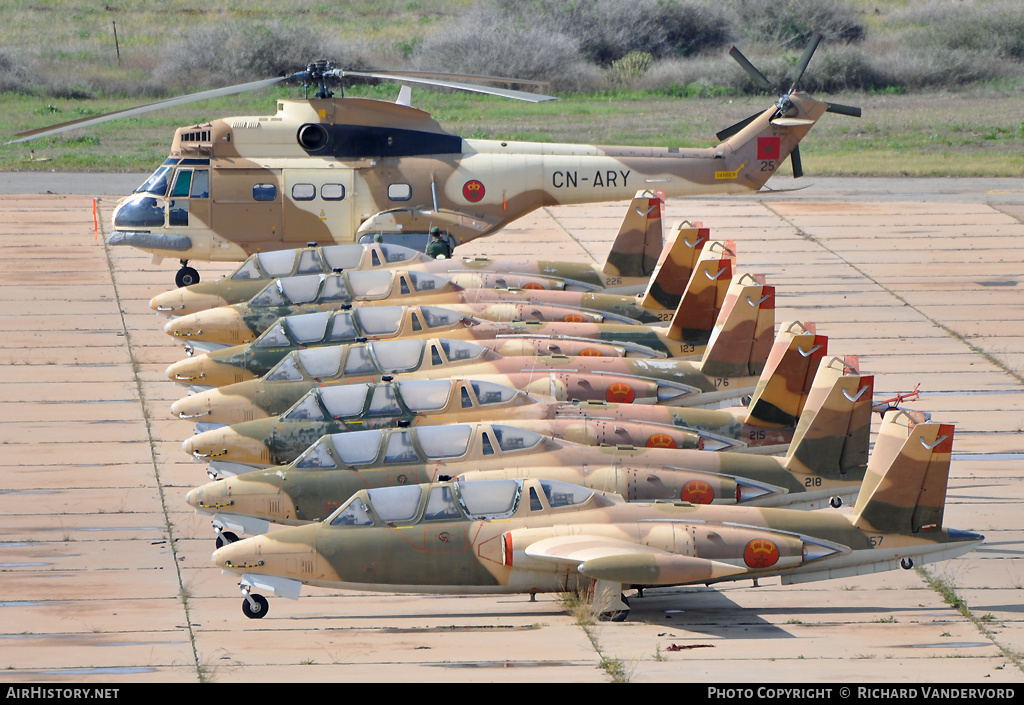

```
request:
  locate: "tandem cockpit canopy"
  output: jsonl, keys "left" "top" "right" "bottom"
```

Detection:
{"left": 326, "top": 477, "right": 608, "bottom": 528}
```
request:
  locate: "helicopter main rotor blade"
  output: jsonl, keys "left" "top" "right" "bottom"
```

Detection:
{"left": 790, "top": 144, "right": 803, "bottom": 179}
{"left": 790, "top": 33, "right": 823, "bottom": 88}
{"left": 727, "top": 46, "right": 775, "bottom": 94}
{"left": 826, "top": 102, "right": 862, "bottom": 118}
{"left": 335, "top": 70, "right": 557, "bottom": 102}
{"left": 8, "top": 76, "right": 287, "bottom": 144}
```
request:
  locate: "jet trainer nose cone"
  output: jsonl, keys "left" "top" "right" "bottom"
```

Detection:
{"left": 171, "top": 381, "right": 269, "bottom": 425}
{"left": 164, "top": 307, "right": 253, "bottom": 344}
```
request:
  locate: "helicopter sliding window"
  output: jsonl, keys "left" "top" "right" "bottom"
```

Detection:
{"left": 190, "top": 169, "right": 209, "bottom": 198}
{"left": 322, "top": 183, "right": 345, "bottom": 201}
{"left": 253, "top": 184, "right": 277, "bottom": 202}
{"left": 387, "top": 184, "right": 411, "bottom": 201}
{"left": 292, "top": 184, "right": 316, "bottom": 201}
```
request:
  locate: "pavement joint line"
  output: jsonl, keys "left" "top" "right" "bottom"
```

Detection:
{"left": 99, "top": 228, "right": 203, "bottom": 679}
{"left": 763, "top": 201, "right": 1024, "bottom": 675}
{"left": 762, "top": 202, "right": 1024, "bottom": 388}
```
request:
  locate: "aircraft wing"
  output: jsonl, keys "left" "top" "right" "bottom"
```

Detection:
{"left": 524, "top": 535, "right": 746, "bottom": 586}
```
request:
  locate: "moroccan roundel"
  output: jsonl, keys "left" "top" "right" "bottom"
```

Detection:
{"left": 463, "top": 179, "right": 485, "bottom": 202}
{"left": 680, "top": 480, "right": 714, "bottom": 504}
{"left": 578, "top": 348, "right": 604, "bottom": 357}
{"left": 606, "top": 382, "right": 635, "bottom": 403}
{"left": 646, "top": 433, "right": 677, "bottom": 449}
{"left": 744, "top": 538, "right": 780, "bottom": 568}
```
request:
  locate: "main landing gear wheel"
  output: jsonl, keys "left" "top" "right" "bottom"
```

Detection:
{"left": 900, "top": 557, "right": 914, "bottom": 570}
{"left": 175, "top": 260, "right": 200, "bottom": 288}
{"left": 215, "top": 530, "right": 240, "bottom": 549}
{"left": 599, "top": 593, "right": 630, "bottom": 622}
{"left": 242, "top": 592, "right": 269, "bottom": 619}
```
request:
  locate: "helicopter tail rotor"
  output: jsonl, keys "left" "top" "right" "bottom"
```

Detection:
{"left": 721, "top": 34, "right": 861, "bottom": 178}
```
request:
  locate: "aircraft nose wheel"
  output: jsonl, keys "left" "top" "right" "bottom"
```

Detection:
{"left": 215, "top": 530, "right": 240, "bottom": 549}
{"left": 175, "top": 261, "right": 200, "bottom": 288}
{"left": 241, "top": 588, "right": 269, "bottom": 619}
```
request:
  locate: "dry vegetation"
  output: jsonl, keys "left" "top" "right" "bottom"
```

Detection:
{"left": 1, "top": 0, "right": 1022, "bottom": 175}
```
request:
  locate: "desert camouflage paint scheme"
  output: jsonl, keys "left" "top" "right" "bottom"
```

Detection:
{"left": 162, "top": 232, "right": 728, "bottom": 346}
{"left": 149, "top": 193, "right": 685, "bottom": 315}
{"left": 208, "top": 412, "right": 979, "bottom": 620}
{"left": 164, "top": 259, "right": 769, "bottom": 387}
{"left": 105, "top": 87, "right": 828, "bottom": 272}
{"left": 180, "top": 323, "right": 828, "bottom": 466}
{"left": 185, "top": 357, "right": 874, "bottom": 551}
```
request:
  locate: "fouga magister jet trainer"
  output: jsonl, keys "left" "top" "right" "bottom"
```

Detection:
{"left": 208, "top": 411, "right": 978, "bottom": 621}
{"left": 9, "top": 36, "right": 858, "bottom": 287}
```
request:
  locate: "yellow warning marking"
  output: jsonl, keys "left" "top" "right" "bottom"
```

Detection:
{"left": 715, "top": 164, "right": 744, "bottom": 180}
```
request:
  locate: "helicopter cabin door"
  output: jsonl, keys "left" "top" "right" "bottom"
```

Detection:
{"left": 282, "top": 170, "right": 355, "bottom": 244}
{"left": 210, "top": 167, "right": 284, "bottom": 246}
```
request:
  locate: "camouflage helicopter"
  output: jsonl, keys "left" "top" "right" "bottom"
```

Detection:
{"left": 9, "top": 36, "right": 858, "bottom": 287}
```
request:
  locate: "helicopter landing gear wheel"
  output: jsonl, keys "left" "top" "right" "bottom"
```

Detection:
{"left": 242, "top": 590, "right": 269, "bottom": 619}
{"left": 175, "top": 260, "right": 200, "bottom": 288}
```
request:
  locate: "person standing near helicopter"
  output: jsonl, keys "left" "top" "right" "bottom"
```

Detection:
{"left": 425, "top": 226, "right": 453, "bottom": 259}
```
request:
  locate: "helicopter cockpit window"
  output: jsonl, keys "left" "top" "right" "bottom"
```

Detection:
{"left": 327, "top": 313, "right": 358, "bottom": 342}
{"left": 424, "top": 485, "right": 463, "bottom": 521}
{"left": 253, "top": 183, "right": 277, "bottom": 202}
{"left": 249, "top": 281, "right": 287, "bottom": 308}
{"left": 322, "top": 183, "right": 345, "bottom": 201}
{"left": 380, "top": 244, "right": 419, "bottom": 264}
{"left": 416, "top": 425, "right": 472, "bottom": 459}
{"left": 342, "top": 344, "right": 376, "bottom": 375}
{"left": 332, "top": 431, "right": 383, "bottom": 466}
{"left": 190, "top": 169, "right": 210, "bottom": 198}
{"left": 328, "top": 496, "right": 373, "bottom": 527}
{"left": 387, "top": 184, "right": 412, "bottom": 201}
{"left": 540, "top": 479, "right": 598, "bottom": 509}
{"left": 295, "top": 439, "right": 338, "bottom": 469}
{"left": 439, "top": 339, "right": 489, "bottom": 363}
{"left": 398, "top": 380, "right": 452, "bottom": 412}
{"left": 295, "top": 347, "right": 343, "bottom": 378}
{"left": 355, "top": 307, "right": 404, "bottom": 336}
{"left": 285, "top": 312, "right": 330, "bottom": 344}
{"left": 255, "top": 322, "right": 290, "bottom": 348}
{"left": 383, "top": 430, "right": 420, "bottom": 464}
{"left": 278, "top": 275, "right": 323, "bottom": 305}
{"left": 472, "top": 380, "right": 519, "bottom": 406}
{"left": 366, "top": 385, "right": 402, "bottom": 417}
{"left": 348, "top": 270, "right": 394, "bottom": 299}
{"left": 456, "top": 480, "right": 521, "bottom": 520}
{"left": 366, "top": 485, "right": 421, "bottom": 523}
{"left": 292, "top": 183, "right": 316, "bottom": 201}
{"left": 136, "top": 166, "right": 173, "bottom": 196}
{"left": 265, "top": 354, "right": 304, "bottom": 382}
{"left": 283, "top": 393, "right": 326, "bottom": 421}
{"left": 320, "top": 384, "right": 371, "bottom": 418}
{"left": 421, "top": 307, "right": 465, "bottom": 329}
{"left": 322, "top": 245, "right": 363, "bottom": 271}
{"left": 491, "top": 425, "right": 545, "bottom": 452}
{"left": 369, "top": 339, "right": 425, "bottom": 373}
{"left": 256, "top": 250, "right": 298, "bottom": 278}
{"left": 228, "top": 257, "right": 262, "bottom": 281}
{"left": 408, "top": 271, "right": 449, "bottom": 292}
{"left": 319, "top": 275, "right": 352, "bottom": 304}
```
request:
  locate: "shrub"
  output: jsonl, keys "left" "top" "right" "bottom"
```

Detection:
{"left": 735, "top": 0, "right": 865, "bottom": 48}
{"left": 893, "top": 0, "right": 1024, "bottom": 61}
